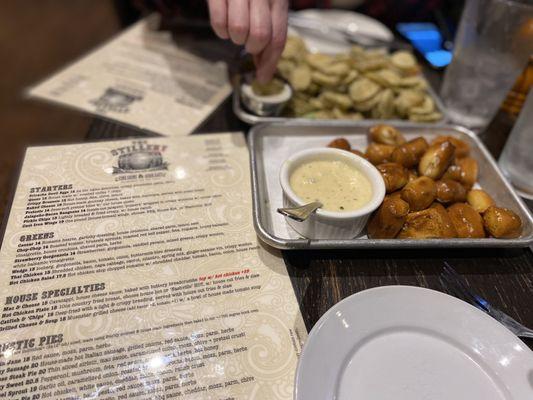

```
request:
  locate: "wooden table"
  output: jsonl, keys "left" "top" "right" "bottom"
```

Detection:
{"left": 86, "top": 93, "right": 533, "bottom": 350}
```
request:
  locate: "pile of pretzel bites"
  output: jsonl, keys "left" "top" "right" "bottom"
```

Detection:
{"left": 327, "top": 125, "right": 523, "bottom": 239}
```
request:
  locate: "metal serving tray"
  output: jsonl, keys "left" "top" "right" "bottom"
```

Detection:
{"left": 234, "top": 75, "right": 448, "bottom": 125}
{"left": 248, "top": 121, "right": 533, "bottom": 249}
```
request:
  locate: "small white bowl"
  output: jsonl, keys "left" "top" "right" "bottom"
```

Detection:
{"left": 279, "top": 148, "right": 385, "bottom": 239}
{"left": 241, "top": 82, "right": 292, "bottom": 116}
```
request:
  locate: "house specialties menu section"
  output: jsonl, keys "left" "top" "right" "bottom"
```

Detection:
{"left": 29, "top": 16, "right": 231, "bottom": 137}
{"left": 0, "top": 133, "right": 307, "bottom": 400}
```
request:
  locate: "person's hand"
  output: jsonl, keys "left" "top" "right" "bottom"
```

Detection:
{"left": 207, "top": 0, "right": 288, "bottom": 83}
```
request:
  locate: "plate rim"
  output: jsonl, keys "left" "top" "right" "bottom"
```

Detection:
{"left": 294, "top": 285, "right": 533, "bottom": 400}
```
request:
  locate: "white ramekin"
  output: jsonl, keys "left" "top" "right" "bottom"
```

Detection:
{"left": 279, "top": 148, "right": 386, "bottom": 239}
{"left": 241, "top": 82, "right": 292, "bottom": 116}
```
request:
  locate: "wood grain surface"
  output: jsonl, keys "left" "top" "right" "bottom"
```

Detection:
{"left": 86, "top": 100, "right": 533, "bottom": 350}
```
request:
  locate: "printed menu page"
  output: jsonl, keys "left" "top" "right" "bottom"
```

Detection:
{"left": 29, "top": 16, "right": 232, "bottom": 137}
{"left": 0, "top": 133, "right": 307, "bottom": 400}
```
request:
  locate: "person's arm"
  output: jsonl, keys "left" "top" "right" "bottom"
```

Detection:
{"left": 208, "top": 0, "right": 288, "bottom": 83}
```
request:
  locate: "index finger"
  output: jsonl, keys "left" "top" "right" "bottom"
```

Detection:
{"left": 255, "top": 0, "right": 288, "bottom": 83}
{"left": 246, "top": 0, "right": 272, "bottom": 55}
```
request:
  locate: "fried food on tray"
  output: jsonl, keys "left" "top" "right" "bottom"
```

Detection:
{"left": 455, "top": 157, "right": 478, "bottom": 188}
{"left": 466, "top": 189, "right": 495, "bottom": 214}
{"left": 447, "top": 203, "right": 485, "bottom": 238}
{"left": 390, "top": 136, "right": 429, "bottom": 168}
{"left": 390, "top": 50, "right": 419, "bottom": 74}
{"left": 441, "top": 164, "right": 462, "bottom": 182}
{"left": 289, "top": 65, "right": 312, "bottom": 91}
{"left": 418, "top": 140, "right": 455, "bottom": 179}
{"left": 431, "top": 135, "right": 470, "bottom": 158}
{"left": 350, "top": 149, "right": 365, "bottom": 158}
{"left": 368, "top": 124, "right": 406, "bottom": 146}
{"left": 401, "top": 176, "right": 437, "bottom": 211}
{"left": 388, "top": 190, "right": 403, "bottom": 200}
{"left": 483, "top": 206, "right": 522, "bottom": 238}
{"left": 443, "top": 157, "right": 478, "bottom": 188}
{"left": 407, "top": 169, "right": 418, "bottom": 182}
{"left": 367, "top": 195, "right": 410, "bottom": 239}
{"left": 322, "top": 91, "right": 353, "bottom": 110}
{"left": 322, "top": 129, "right": 523, "bottom": 240}
{"left": 435, "top": 179, "right": 467, "bottom": 203}
{"left": 377, "top": 163, "right": 409, "bottom": 193}
{"left": 397, "top": 203, "right": 457, "bottom": 239}
{"left": 365, "top": 143, "right": 395, "bottom": 165}
{"left": 327, "top": 138, "right": 351, "bottom": 151}
{"left": 276, "top": 36, "right": 443, "bottom": 122}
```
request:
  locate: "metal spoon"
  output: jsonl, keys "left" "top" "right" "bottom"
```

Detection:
{"left": 277, "top": 201, "right": 323, "bottom": 222}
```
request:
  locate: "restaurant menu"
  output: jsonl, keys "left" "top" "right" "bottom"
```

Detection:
{"left": 29, "top": 16, "right": 232, "bottom": 137}
{"left": 0, "top": 133, "right": 307, "bottom": 399}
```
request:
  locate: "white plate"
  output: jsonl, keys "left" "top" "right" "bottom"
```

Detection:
{"left": 290, "top": 9, "right": 394, "bottom": 54}
{"left": 295, "top": 286, "right": 533, "bottom": 400}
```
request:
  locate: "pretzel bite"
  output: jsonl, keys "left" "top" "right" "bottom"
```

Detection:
{"left": 390, "top": 137, "right": 429, "bottom": 168}
{"left": 447, "top": 203, "right": 485, "bottom": 238}
{"left": 483, "top": 206, "right": 522, "bottom": 238}
{"left": 442, "top": 165, "right": 462, "bottom": 181}
{"left": 455, "top": 157, "right": 478, "bottom": 188}
{"left": 430, "top": 203, "right": 458, "bottom": 237}
{"left": 365, "top": 143, "right": 395, "bottom": 165}
{"left": 407, "top": 169, "right": 418, "bottom": 182}
{"left": 418, "top": 141, "right": 456, "bottom": 179}
{"left": 367, "top": 195, "right": 410, "bottom": 239}
{"left": 432, "top": 135, "right": 470, "bottom": 158}
{"left": 388, "top": 190, "right": 403, "bottom": 200}
{"left": 350, "top": 149, "right": 365, "bottom": 158}
{"left": 377, "top": 163, "right": 409, "bottom": 193}
{"left": 368, "top": 124, "right": 406, "bottom": 146}
{"left": 397, "top": 203, "right": 457, "bottom": 239}
{"left": 327, "top": 138, "right": 351, "bottom": 151}
{"left": 466, "top": 189, "right": 495, "bottom": 214}
{"left": 435, "top": 179, "right": 467, "bottom": 203}
{"left": 401, "top": 176, "right": 437, "bottom": 211}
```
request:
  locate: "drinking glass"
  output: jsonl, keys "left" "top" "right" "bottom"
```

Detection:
{"left": 498, "top": 89, "right": 533, "bottom": 199}
{"left": 440, "top": 0, "right": 533, "bottom": 130}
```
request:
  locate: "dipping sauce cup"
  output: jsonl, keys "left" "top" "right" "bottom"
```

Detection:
{"left": 280, "top": 148, "right": 386, "bottom": 239}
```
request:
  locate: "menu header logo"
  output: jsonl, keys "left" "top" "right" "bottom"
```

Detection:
{"left": 110, "top": 140, "right": 168, "bottom": 174}
{"left": 90, "top": 86, "right": 143, "bottom": 113}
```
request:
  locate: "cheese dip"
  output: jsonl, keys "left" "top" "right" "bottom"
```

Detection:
{"left": 290, "top": 160, "right": 373, "bottom": 212}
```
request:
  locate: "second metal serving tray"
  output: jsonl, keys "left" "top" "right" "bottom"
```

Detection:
{"left": 234, "top": 75, "right": 448, "bottom": 126}
{"left": 248, "top": 121, "right": 533, "bottom": 249}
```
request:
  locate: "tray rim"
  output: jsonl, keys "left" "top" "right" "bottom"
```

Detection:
{"left": 234, "top": 74, "right": 449, "bottom": 126}
{"left": 248, "top": 121, "right": 533, "bottom": 250}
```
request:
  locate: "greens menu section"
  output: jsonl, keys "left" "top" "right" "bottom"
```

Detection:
{"left": 0, "top": 133, "right": 307, "bottom": 400}
{"left": 29, "top": 16, "right": 231, "bottom": 137}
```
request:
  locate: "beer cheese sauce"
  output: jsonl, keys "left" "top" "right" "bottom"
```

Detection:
{"left": 290, "top": 160, "right": 373, "bottom": 212}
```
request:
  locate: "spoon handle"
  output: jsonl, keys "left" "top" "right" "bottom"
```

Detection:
{"left": 277, "top": 201, "right": 323, "bottom": 222}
